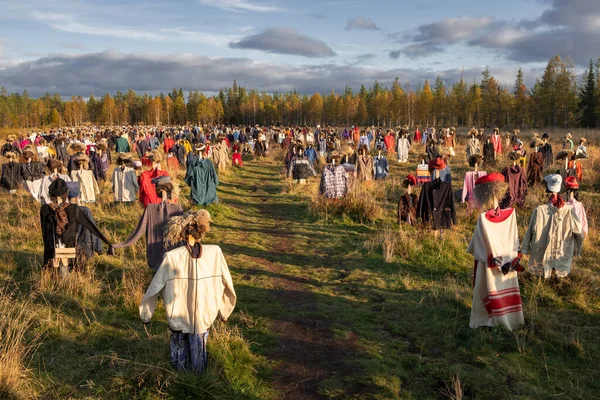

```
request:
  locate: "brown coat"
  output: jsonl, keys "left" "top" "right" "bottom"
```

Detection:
{"left": 356, "top": 155, "right": 374, "bottom": 182}
{"left": 398, "top": 193, "right": 418, "bottom": 225}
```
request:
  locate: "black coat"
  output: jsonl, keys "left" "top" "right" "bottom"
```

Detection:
{"left": 540, "top": 143, "right": 553, "bottom": 169}
{"left": 40, "top": 203, "right": 111, "bottom": 266}
{"left": 1, "top": 162, "right": 23, "bottom": 190}
{"left": 417, "top": 179, "right": 457, "bottom": 230}
{"left": 20, "top": 161, "right": 45, "bottom": 182}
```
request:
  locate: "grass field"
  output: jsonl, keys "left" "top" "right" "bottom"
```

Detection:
{"left": 1, "top": 129, "right": 600, "bottom": 399}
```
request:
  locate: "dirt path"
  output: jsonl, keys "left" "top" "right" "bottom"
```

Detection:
{"left": 217, "top": 161, "right": 360, "bottom": 399}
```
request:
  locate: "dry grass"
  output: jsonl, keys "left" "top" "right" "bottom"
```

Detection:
{"left": 0, "top": 290, "right": 42, "bottom": 400}
{"left": 310, "top": 182, "right": 383, "bottom": 224}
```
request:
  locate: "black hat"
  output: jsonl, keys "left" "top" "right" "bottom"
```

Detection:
{"left": 49, "top": 178, "right": 68, "bottom": 197}
{"left": 542, "top": 133, "right": 550, "bottom": 140}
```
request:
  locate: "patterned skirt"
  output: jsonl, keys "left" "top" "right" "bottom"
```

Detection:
{"left": 170, "top": 331, "right": 208, "bottom": 373}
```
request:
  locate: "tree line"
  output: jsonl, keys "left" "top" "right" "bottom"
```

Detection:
{"left": 1, "top": 55, "right": 598, "bottom": 130}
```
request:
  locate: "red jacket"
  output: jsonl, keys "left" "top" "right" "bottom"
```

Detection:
{"left": 139, "top": 168, "right": 169, "bottom": 207}
{"left": 232, "top": 153, "right": 243, "bottom": 167}
{"left": 384, "top": 135, "right": 395, "bottom": 153}
{"left": 163, "top": 138, "right": 175, "bottom": 154}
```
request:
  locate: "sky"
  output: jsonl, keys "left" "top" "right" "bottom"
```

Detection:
{"left": 0, "top": 0, "right": 599, "bottom": 97}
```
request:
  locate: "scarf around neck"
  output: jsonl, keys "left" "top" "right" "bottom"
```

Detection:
{"left": 549, "top": 194, "right": 565, "bottom": 209}
{"left": 49, "top": 202, "right": 70, "bottom": 235}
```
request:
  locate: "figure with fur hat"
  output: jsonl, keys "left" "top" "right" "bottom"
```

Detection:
{"left": 66, "top": 141, "right": 87, "bottom": 175}
{"left": 522, "top": 174, "right": 583, "bottom": 280}
{"left": 39, "top": 158, "right": 71, "bottom": 204}
{"left": 139, "top": 150, "right": 169, "bottom": 207}
{"left": 113, "top": 175, "right": 183, "bottom": 271}
{"left": 1, "top": 151, "right": 22, "bottom": 193}
{"left": 112, "top": 153, "right": 139, "bottom": 202}
{"left": 139, "top": 210, "right": 236, "bottom": 373}
{"left": 70, "top": 154, "right": 99, "bottom": 203}
{"left": 398, "top": 175, "right": 418, "bottom": 225}
{"left": 40, "top": 178, "right": 113, "bottom": 273}
{"left": 468, "top": 173, "right": 524, "bottom": 331}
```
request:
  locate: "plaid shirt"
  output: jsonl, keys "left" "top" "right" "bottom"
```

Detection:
{"left": 320, "top": 165, "right": 347, "bottom": 199}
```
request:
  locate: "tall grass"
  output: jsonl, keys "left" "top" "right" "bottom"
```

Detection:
{"left": 0, "top": 291, "right": 41, "bottom": 400}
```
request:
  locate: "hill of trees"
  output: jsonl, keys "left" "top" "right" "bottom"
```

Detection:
{"left": 1, "top": 55, "right": 600, "bottom": 129}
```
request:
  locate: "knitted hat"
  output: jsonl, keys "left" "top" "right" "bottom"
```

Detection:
{"left": 49, "top": 178, "right": 68, "bottom": 197}
{"left": 544, "top": 174, "right": 562, "bottom": 193}
{"left": 468, "top": 154, "right": 484, "bottom": 167}
{"left": 428, "top": 157, "right": 446, "bottom": 171}
{"left": 564, "top": 176, "right": 579, "bottom": 190}
{"left": 555, "top": 150, "right": 573, "bottom": 161}
{"left": 474, "top": 173, "right": 508, "bottom": 210}
{"left": 66, "top": 181, "right": 80, "bottom": 198}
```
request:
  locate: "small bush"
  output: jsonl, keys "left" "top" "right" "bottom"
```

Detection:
{"left": 310, "top": 183, "right": 382, "bottom": 224}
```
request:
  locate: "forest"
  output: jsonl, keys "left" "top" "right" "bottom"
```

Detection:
{"left": 1, "top": 55, "right": 599, "bottom": 129}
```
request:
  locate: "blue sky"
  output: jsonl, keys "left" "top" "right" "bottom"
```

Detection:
{"left": 0, "top": 0, "right": 597, "bottom": 96}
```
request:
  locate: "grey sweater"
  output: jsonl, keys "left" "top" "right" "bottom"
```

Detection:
{"left": 113, "top": 202, "right": 183, "bottom": 270}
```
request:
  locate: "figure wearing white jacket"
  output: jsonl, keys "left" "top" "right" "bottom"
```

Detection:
{"left": 112, "top": 165, "right": 139, "bottom": 202}
{"left": 139, "top": 211, "right": 236, "bottom": 373}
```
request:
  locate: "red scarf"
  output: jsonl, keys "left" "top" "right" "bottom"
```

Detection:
{"left": 549, "top": 194, "right": 564, "bottom": 209}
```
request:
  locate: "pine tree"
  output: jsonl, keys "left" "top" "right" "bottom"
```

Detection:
{"left": 579, "top": 59, "right": 598, "bottom": 128}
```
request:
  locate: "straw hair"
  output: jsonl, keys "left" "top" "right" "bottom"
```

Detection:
{"left": 556, "top": 150, "right": 573, "bottom": 161}
{"left": 468, "top": 154, "right": 483, "bottom": 167}
{"left": 73, "top": 154, "right": 89, "bottom": 168}
{"left": 148, "top": 149, "right": 163, "bottom": 164}
{"left": 7, "top": 135, "right": 17, "bottom": 142}
{"left": 4, "top": 151, "right": 18, "bottom": 161}
{"left": 165, "top": 210, "right": 211, "bottom": 246}
{"left": 508, "top": 151, "right": 520, "bottom": 161}
{"left": 530, "top": 138, "right": 544, "bottom": 149}
{"left": 474, "top": 181, "right": 509, "bottom": 210}
{"left": 46, "top": 158, "right": 64, "bottom": 173}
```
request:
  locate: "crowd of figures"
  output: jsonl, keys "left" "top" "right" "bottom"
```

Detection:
{"left": 280, "top": 124, "right": 589, "bottom": 332}
{"left": 0, "top": 122, "right": 591, "bottom": 371}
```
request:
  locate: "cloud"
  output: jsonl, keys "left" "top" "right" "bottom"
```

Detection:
{"left": 196, "top": 0, "right": 282, "bottom": 12}
{"left": 391, "top": 16, "right": 494, "bottom": 58}
{"left": 32, "top": 12, "right": 240, "bottom": 47}
{"left": 0, "top": 50, "right": 541, "bottom": 97}
{"left": 388, "top": 50, "right": 401, "bottom": 60}
{"left": 469, "top": 0, "right": 600, "bottom": 64}
{"left": 229, "top": 28, "right": 336, "bottom": 57}
{"left": 396, "top": 1, "right": 600, "bottom": 64}
{"left": 345, "top": 16, "right": 380, "bottom": 31}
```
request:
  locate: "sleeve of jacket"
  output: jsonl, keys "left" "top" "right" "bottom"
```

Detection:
{"left": 139, "top": 253, "right": 171, "bottom": 323}
{"left": 521, "top": 207, "right": 537, "bottom": 255}
{"left": 92, "top": 174, "right": 99, "bottom": 195}
{"left": 448, "top": 184, "right": 457, "bottom": 225}
{"left": 461, "top": 173, "right": 469, "bottom": 203}
{"left": 218, "top": 248, "right": 237, "bottom": 321}
{"left": 113, "top": 209, "right": 147, "bottom": 249}
{"left": 570, "top": 207, "right": 584, "bottom": 256}
{"left": 417, "top": 186, "right": 428, "bottom": 222}
{"left": 75, "top": 207, "right": 112, "bottom": 247}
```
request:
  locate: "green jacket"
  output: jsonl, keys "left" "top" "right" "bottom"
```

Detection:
{"left": 115, "top": 137, "right": 131, "bottom": 153}
{"left": 185, "top": 158, "right": 219, "bottom": 205}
